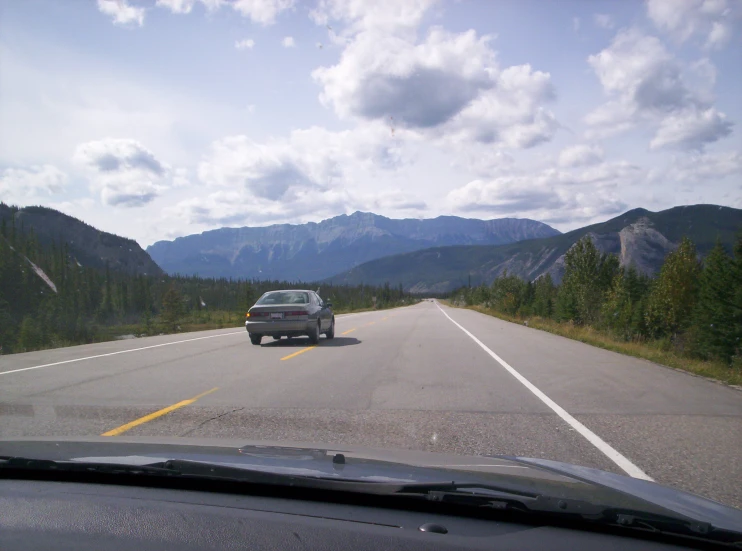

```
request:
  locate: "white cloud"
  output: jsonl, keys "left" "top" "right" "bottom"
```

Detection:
{"left": 558, "top": 144, "right": 605, "bottom": 167}
{"left": 593, "top": 13, "right": 614, "bottom": 29}
{"left": 235, "top": 38, "right": 255, "bottom": 50}
{"left": 586, "top": 28, "right": 732, "bottom": 150}
{"left": 156, "top": 0, "right": 224, "bottom": 14}
{"left": 573, "top": 17, "right": 581, "bottom": 32}
{"left": 659, "top": 150, "right": 742, "bottom": 184}
{"left": 446, "top": 161, "right": 635, "bottom": 224}
{"left": 282, "top": 36, "right": 295, "bottom": 47}
{"left": 170, "top": 124, "right": 406, "bottom": 226}
{"left": 310, "top": 0, "right": 438, "bottom": 38}
{"left": 650, "top": 107, "right": 732, "bottom": 149}
{"left": 646, "top": 0, "right": 741, "bottom": 49}
{"left": 231, "top": 0, "right": 294, "bottom": 25}
{"left": 198, "top": 124, "right": 401, "bottom": 195}
{"left": 313, "top": 28, "right": 495, "bottom": 127}
{"left": 156, "top": 0, "right": 292, "bottom": 24}
{"left": 0, "top": 165, "right": 68, "bottom": 202}
{"left": 313, "top": 26, "right": 557, "bottom": 148}
{"left": 73, "top": 138, "right": 170, "bottom": 207}
{"left": 97, "top": 0, "right": 145, "bottom": 27}
{"left": 367, "top": 190, "right": 427, "bottom": 211}
{"left": 446, "top": 64, "right": 557, "bottom": 148}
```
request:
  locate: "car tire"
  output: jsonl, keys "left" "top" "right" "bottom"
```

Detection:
{"left": 325, "top": 318, "right": 335, "bottom": 339}
{"left": 272, "top": 336, "right": 282, "bottom": 340}
{"left": 250, "top": 334, "right": 262, "bottom": 345}
{"left": 308, "top": 321, "right": 320, "bottom": 345}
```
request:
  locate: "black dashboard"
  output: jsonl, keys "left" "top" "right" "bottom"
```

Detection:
{"left": 0, "top": 479, "right": 699, "bottom": 550}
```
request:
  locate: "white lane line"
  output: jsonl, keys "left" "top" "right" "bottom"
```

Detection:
{"left": 0, "top": 331, "right": 244, "bottom": 377}
{"left": 434, "top": 302, "right": 653, "bottom": 481}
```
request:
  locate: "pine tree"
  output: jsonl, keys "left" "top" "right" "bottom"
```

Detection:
{"left": 161, "top": 285, "right": 184, "bottom": 332}
{"left": 693, "top": 241, "right": 735, "bottom": 361}
{"left": 645, "top": 237, "right": 701, "bottom": 338}
{"left": 556, "top": 237, "right": 617, "bottom": 325}
{"left": 533, "top": 273, "right": 556, "bottom": 318}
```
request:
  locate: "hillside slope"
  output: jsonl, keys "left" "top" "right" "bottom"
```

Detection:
{"left": 328, "top": 205, "right": 742, "bottom": 293}
{"left": 0, "top": 203, "right": 163, "bottom": 276}
{"left": 146, "top": 211, "right": 559, "bottom": 281}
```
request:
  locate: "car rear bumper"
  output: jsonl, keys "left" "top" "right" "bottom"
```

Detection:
{"left": 245, "top": 320, "right": 311, "bottom": 336}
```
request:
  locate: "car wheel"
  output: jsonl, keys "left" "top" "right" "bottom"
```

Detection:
{"left": 308, "top": 321, "right": 320, "bottom": 345}
{"left": 272, "top": 336, "right": 282, "bottom": 340}
{"left": 250, "top": 334, "right": 262, "bottom": 345}
{"left": 325, "top": 318, "right": 335, "bottom": 339}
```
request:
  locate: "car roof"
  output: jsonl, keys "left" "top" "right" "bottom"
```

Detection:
{"left": 260, "top": 290, "right": 316, "bottom": 297}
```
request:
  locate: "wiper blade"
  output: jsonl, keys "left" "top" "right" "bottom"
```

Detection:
{"left": 0, "top": 456, "right": 181, "bottom": 477}
{"left": 394, "top": 482, "right": 740, "bottom": 546}
{"left": 393, "top": 481, "right": 605, "bottom": 515}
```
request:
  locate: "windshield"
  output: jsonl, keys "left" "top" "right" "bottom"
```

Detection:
{"left": 256, "top": 291, "right": 310, "bottom": 305}
{"left": 0, "top": 0, "right": 741, "bottom": 530}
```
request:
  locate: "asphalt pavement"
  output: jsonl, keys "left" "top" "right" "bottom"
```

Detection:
{"left": 1, "top": 300, "right": 741, "bottom": 508}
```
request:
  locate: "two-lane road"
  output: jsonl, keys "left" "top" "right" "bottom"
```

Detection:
{"left": 1, "top": 301, "right": 741, "bottom": 508}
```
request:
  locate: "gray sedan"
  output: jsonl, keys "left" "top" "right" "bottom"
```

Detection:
{"left": 245, "top": 290, "right": 335, "bottom": 345}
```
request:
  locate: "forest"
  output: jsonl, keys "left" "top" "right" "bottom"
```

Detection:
{"left": 0, "top": 219, "right": 415, "bottom": 354}
{"left": 452, "top": 235, "right": 742, "bottom": 369}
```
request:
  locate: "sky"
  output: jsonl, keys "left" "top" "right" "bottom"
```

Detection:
{"left": 0, "top": 0, "right": 741, "bottom": 247}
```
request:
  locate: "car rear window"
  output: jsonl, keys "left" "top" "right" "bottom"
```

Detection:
{"left": 256, "top": 291, "right": 309, "bottom": 305}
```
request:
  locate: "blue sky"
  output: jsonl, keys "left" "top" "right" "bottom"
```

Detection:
{"left": 1, "top": 0, "right": 740, "bottom": 246}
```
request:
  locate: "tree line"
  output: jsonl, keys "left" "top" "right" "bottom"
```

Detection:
{"left": 452, "top": 235, "right": 742, "bottom": 366}
{"left": 0, "top": 221, "right": 414, "bottom": 354}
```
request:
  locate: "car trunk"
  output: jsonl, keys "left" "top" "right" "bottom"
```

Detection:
{"left": 248, "top": 304, "right": 309, "bottom": 320}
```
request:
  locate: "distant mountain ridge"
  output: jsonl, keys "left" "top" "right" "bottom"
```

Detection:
{"left": 0, "top": 203, "right": 163, "bottom": 276}
{"left": 328, "top": 205, "right": 742, "bottom": 293}
{"left": 146, "top": 211, "right": 560, "bottom": 281}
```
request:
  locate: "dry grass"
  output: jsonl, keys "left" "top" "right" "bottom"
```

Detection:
{"left": 453, "top": 303, "right": 742, "bottom": 387}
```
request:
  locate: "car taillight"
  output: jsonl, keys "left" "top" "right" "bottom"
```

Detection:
{"left": 286, "top": 311, "right": 308, "bottom": 316}
{"left": 248, "top": 312, "right": 269, "bottom": 317}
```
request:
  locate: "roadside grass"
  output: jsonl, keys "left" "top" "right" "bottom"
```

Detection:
{"left": 447, "top": 302, "right": 742, "bottom": 387}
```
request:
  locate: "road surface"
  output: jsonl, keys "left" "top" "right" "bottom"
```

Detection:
{"left": 1, "top": 300, "right": 741, "bottom": 508}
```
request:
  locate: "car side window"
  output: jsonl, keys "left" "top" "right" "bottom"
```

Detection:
{"left": 314, "top": 293, "right": 323, "bottom": 306}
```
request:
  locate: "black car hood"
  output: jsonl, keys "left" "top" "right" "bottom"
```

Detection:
{"left": 2, "top": 436, "right": 741, "bottom": 532}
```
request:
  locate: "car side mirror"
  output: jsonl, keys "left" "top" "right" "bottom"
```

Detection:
{"left": 326, "top": 302, "right": 333, "bottom": 308}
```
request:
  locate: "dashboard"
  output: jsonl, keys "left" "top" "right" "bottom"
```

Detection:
{"left": 0, "top": 479, "right": 700, "bottom": 550}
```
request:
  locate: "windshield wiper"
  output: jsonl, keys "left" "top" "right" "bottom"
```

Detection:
{"left": 0, "top": 456, "right": 181, "bottom": 477}
{"left": 393, "top": 482, "right": 740, "bottom": 546}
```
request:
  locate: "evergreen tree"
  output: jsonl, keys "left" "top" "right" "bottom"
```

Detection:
{"left": 556, "top": 237, "right": 617, "bottom": 325}
{"left": 644, "top": 237, "right": 701, "bottom": 338}
{"left": 161, "top": 285, "right": 184, "bottom": 332}
{"left": 532, "top": 273, "right": 556, "bottom": 318}
{"left": 17, "top": 315, "right": 41, "bottom": 351}
{"left": 693, "top": 241, "right": 735, "bottom": 361}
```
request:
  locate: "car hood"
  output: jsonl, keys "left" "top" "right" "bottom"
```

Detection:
{"left": 1, "top": 436, "right": 741, "bottom": 532}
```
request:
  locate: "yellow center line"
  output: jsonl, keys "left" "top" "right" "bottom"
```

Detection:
{"left": 341, "top": 328, "right": 357, "bottom": 335}
{"left": 281, "top": 346, "right": 317, "bottom": 361}
{"left": 101, "top": 387, "right": 219, "bottom": 437}
{"left": 366, "top": 321, "right": 376, "bottom": 326}
{"left": 382, "top": 317, "right": 388, "bottom": 320}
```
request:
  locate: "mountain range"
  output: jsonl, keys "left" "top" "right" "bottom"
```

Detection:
{"left": 3, "top": 203, "right": 739, "bottom": 295}
{"left": 328, "top": 205, "right": 742, "bottom": 293}
{"left": 146, "top": 212, "right": 560, "bottom": 282}
{"left": 0, "top": 203, "right": 163, "bottom": 276}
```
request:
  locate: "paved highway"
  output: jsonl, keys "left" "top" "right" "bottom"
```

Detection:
{"left": 1, "top": 300, "right": 741, "bottom": 508}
